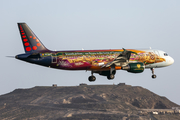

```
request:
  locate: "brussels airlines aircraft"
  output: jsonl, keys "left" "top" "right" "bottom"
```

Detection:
{"left": 15, "top": 23, "right": 174, "bottom": 82}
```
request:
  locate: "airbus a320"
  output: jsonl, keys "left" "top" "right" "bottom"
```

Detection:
{"left": 15, "top": 23, "right": 174, "bottom": 82}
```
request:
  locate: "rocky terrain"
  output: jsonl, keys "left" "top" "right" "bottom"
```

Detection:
{"left": 0, "top": 84, "right": 179, "bottom": 120}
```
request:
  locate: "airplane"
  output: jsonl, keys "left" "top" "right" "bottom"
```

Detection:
{"left": 15, "top": 23, "right": 174, "bottom": 82}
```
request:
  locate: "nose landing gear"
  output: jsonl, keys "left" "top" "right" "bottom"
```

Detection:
{"left": 151, "top": 68, "right": 157, "bottom": 79}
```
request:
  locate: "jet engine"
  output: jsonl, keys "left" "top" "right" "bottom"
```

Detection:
{"left": 122, "top": 62, "right": 145, "bottom": 73}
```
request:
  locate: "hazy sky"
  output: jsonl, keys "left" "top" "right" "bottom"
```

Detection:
{"left": 1, "top": 0, "right": 180, "bottom": 105}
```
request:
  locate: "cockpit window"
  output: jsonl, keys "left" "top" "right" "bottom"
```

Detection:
{"left": 164, "top": 53, "right": 168, "bottom": 56}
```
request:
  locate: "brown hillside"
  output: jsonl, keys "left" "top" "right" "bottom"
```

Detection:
{"left": 0, "top": 84, "right": 179, "bottom": 120}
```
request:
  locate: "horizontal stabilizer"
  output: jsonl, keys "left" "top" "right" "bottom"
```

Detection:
{"left": 6, "top": 56, "right": 15, "bottom": 58}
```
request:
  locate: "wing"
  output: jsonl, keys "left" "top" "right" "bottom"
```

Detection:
{"left": 101, "top": 48, "right": 136, "bottom": 68}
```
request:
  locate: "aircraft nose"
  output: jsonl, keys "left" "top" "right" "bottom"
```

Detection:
{"left": 168, "top": 57, "right": 174, "bottom": 65}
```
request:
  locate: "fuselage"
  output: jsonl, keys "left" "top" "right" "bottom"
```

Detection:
{"left": 16, "top": 49, "right": 174, "bottom": 71}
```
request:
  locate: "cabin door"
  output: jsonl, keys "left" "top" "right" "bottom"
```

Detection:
{"left": 51, "top": 53, "right": 57, "bottom": 63}
{"left": 154, "top": 50, "right": 160, "bottom": 56}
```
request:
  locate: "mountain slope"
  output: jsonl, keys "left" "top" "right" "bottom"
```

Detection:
{"left": 0, "top": 84, "right": 179, "bottom": 120}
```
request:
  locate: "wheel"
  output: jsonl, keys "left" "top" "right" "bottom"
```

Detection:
{"left": 107, "top": 74, "right": 115, "bottom": 80}
{"left": 88, "top": 76, "right": 96, "bottom": 82}
{"left": 152, "top": 74, "right": 157, "bottom": 79}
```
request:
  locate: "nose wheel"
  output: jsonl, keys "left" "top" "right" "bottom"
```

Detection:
{"left": 151, "top": 68, "right": 157, "bottom": 79}
{"left": 152, "top": 74, "right": 157, "bottom": 78}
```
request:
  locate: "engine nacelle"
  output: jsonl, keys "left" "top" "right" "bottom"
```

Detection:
{"left": 122, "top": 62, "right": 145, "bottom": 73}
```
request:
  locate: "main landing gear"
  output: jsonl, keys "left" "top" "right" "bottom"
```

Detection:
{"left": 107, "top": 74, "right": 115, "bottom": 80}
{"left": 107, "top": 64, "right": 115, "bottom": 80}
{"left": 151, "top": 68, "right": 157, "bottom": 79}
{"left": 88, "top": 67, "right": 116, "bottom": 81}
{"left": 88, "top": 72, "right": 115, "bottom": 82}
{"left": 88, "top": 71, "right": 96, "bottom": 82}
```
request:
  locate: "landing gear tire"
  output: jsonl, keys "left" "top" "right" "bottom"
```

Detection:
{"left": 107, "top": 74, "right": 115, "bottom": 80}
{"left": 150, "top": 68, "right": 157, "bottom": 79}
{"left": 152, "top": 74, "right": 157, "bottom": 79}
{"left": 88, "top": 76, "right": 96, "bottom": 82}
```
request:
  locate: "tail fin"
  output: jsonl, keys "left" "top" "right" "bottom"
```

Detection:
{"left": 17, "top": 23, "right": 49, "bottom": 53}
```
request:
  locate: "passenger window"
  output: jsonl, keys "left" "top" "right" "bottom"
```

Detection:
{"left": 164, "top": 53, "right": 168, "bottom": 56}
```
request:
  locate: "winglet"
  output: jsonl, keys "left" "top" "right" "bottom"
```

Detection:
{"left": 122, "top": 48, "right": 126, "bottom": 51}
{"left": 122, "top": 48, "right": 137, "bottom": 55}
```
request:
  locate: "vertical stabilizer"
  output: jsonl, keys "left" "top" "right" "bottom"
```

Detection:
{"left": 18, "top": 23, "right": 49, "bottom": 53}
